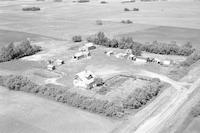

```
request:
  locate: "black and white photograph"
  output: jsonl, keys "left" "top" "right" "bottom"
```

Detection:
{"left": 0, "top": 0, "right": 200, "bottom": 133}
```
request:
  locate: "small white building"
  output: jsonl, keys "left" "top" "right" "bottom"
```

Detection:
{"left": 115, "top": 53, "right": 127, "bottom": 59}
{"left": 47, "top": 64, "right": 56, "bottom": 71}
{"left": 106, "top": 50, "right": 114, "bottom": 56}
{"left": 55, "top": 59, "right": 64, "bottom": 66}
{"left": 73, "top": 51, "right": 91, "bottom": 60}
{"left": 73, "top": 70, "right": 96, "bottom": 88}
{"left": 127, "top": 54, "right": 136, "bottom": 61}
{"left": 154, "top": 58, "right": 162, "bottom": 64}
{"left": 135, "top": 57, "right": 147, "bottom": 63}
{"left": 79, "top": 43, "right": 96, "bottom": 52}
{"left": 162, "top": 60, "right": 171, "bottom": 66}
{"left": 85, "top": 43, "right": 96, "bottom": 50}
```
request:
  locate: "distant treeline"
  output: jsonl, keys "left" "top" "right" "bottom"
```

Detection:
{"left": 0, "top": 39, "right": 41, "bottom": 62}
{"left": 87, "top": 32, "right": 195, "bottom": 56}
{"left": 0, "top": 75, "right": 165, "bottom": 118}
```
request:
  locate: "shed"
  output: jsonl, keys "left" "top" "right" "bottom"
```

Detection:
{"left": 84, "top": 43, "right": 96, "bottom": 50}
{"left": 135, "top": 56, "right": 147, "bottom": 63}
{"left": 73, "top": 51, "right": 90, "bottom": 60}
{"left": 106, "top": 50, "right": 114, "bottom": 56}
{"left": 115, "top": 53, "right": 127, "bottom": 59}
{"left": 127, "top": 54, "right": 136, "bottom": 60}
{"left": 55, "top": 59, "right": 64, "bottom": 66}
{"left": 47, "top": 64, "right": 56, "bottom": 71}
{"left": 154, "top": 58, "right": 162, "bottom": 64}
{"left": 162, "top": 60, "right": 171, "bottom": 66}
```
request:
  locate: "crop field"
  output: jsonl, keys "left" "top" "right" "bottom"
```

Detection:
{"left": 0, "top": 0, "right": 200, "bottom": 133}
{"left": 0, "top": 87, "right": 120, "bottom": 133}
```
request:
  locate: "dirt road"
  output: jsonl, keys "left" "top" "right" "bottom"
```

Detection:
{"left": 114, "top": 70, "right": 200, "bottom": 133}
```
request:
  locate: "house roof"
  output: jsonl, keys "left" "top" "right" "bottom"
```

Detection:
{"left": 76, "top": 70, "right": 95, "bottom": 80}
{"left": 129, "top": 54, "right": 135, "bottom": 57}
{"left": 74, "top": 52, "right": 84, "bottom": 57}
{"left": 85, "top": 43, "right": 94, "bottom": 47}
{"left": 136, "top": 56, "right": 147, "bottom": 60}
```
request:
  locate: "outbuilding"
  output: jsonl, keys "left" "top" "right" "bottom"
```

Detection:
{"left": 73, "top": 51, "right": 91, "bottom": 60}
{"left": 85, "top": 43, "right": 96, "bottom": 50}
{"left": 127, "top": 54, "right": 136, "bottom": 61}
{"left": 162, "top": 60, "right": 171, "bottom": 66}
{"left": 47, "top": 64, "right": 56, "bottom": 71}
{"left": 135, "top": 57, "right": 147, "bottom": 63}
{"left": 115, "top": 53, "right": 127, "bottom": 59}
{"left": 55, "top": 59, "right": 64, "bottom": 66}
{"left": 106, "top": 50, "right": 114, "bottom": 56}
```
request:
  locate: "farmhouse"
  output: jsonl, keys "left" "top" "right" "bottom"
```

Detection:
{"left": 73, "top": 51, "right": 91, "bottom": 60}
{"left": 73, "top": 70, "right": 96, "bottom": 88}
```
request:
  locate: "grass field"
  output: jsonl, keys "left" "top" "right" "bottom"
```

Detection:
{"left": 0, "top": 87, "right": 121, "bottom": 133}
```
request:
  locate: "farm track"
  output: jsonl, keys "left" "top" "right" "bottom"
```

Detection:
{"left": 113, "top": 70, "right": 200, "bottom": 133}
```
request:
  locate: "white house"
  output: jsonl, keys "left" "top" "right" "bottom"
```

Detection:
{"left": 73, "top": 51, "right": 91, "bottom": 60}
{"left": 73, "top": 70, "right": 96, "bottom": 88}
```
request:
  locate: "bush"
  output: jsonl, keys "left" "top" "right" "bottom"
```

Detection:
{"left": 124, "top": 8, "right": 130, "bottom": 11}
{"left": 121, "top": 20, "right": 133, "bottom": 24}
{"left": 123, "top": 80, "right": 162, "bottom": 109}
{"left": 22, "top": 7, "right": 40, "bottom": 11}
{"left": 142, "top": 41, "right": 194, "bottom": 56}
{"left": 0, "top": 39, "right": 41, "bottom": 62}
{"left": 72, "top": 35, "right": 82, "bottom": 42}
{"left": 133, "top": 8, "right": 139, "bottom": 11}
{"left": 87, "top": 32, "right": 142, "bottom": 56}
{"left": 100, "top": 1, "right": 108, "bottom": 4}
{"left": 96, "top": 20, "right": 103, "bottom": 25}
{"left": 54, "top": 0, "right": 62, "bottom": 2}
{"left": 77, "top": 0, "right": 90, "bottom": 3}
